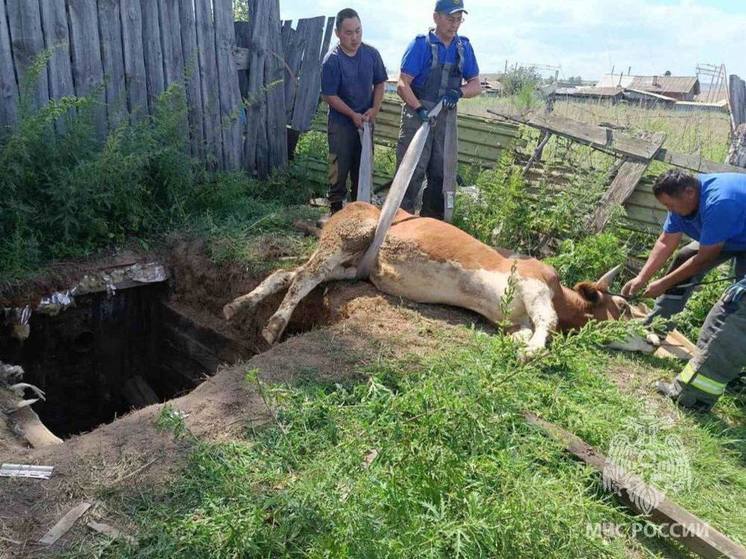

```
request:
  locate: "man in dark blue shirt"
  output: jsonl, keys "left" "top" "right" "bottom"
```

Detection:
{"left": 396, "top": 0, "right": 481, "bottom": 220}
{"left": 321, "top": 8, "right": 387, "bottom": 214}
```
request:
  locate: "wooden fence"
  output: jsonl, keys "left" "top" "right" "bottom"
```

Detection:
{"left": 234, "top": 13, "right": 334, "bottom": 176}
{"left": 305, "top": 97, "right": 523, "bottom": 190}
{"left": 0, "top": 0, "right": 244, "bottom": 170}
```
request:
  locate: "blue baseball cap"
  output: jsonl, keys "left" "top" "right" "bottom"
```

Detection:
{"left": 435, "top": 0, "right": 468, "bottom": 15}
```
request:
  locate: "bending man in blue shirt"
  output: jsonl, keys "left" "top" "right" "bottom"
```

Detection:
{"left": 396, "top": 0, "right": 481, "bottom": 220}
{"left": 622, "top": 169, "right": 746, "bottom": 410}
{"left": 321, "top": 9, "right": 388, "bottom": 214}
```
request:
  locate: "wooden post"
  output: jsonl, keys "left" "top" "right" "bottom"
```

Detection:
{"left": 282, "top": 24, "right": 304, "bottom": 125}
{"left": 728, "top": 74, "right": 745, "bottom": 133}
{"left": 320, "top": 16, "right": 334, "bottom": 62}
{"left": 6, "top": 0, "right": 49, "bottom": 112}
{"left": 159, "top": 0, "right": 185, "bottom": 89}
{"left": 213, "top": 0, "right": 244, "bottom": 170}
{"left": 98, "top": 0, "right": 128, "bottom": 127}
{"left": 265, "top": 0, "right": 288, "bottom": 173}
{"left": 290, "top": 16, "right": 325, "bottom": 132}
{"left": 0, "top": 0, "right": 20, "bottom": 129}
{"left": 139, "top": 0, "right": 166, "bottom": 113}
{"left": 728, "top": 124, "right": 746, "bottom": 169}
{"left": 66, "top": 0, "right": 108, "bottom": 141}
{"left": 522, "top": 131, "right": 551, "bottom": 175}
{"left": 589, "top": 133, "right": 665, "bottom": 232}
{"left": 727, "top": 75, "right": 746, "bottom": 168}
{"left": 179, "top": 0, "right": 206, "bottom": 159}
{"left": 38, "top": 0, "right": 75, "bottom": 115}
{"left": 119, "top": 0, "right": 149, "bottom": 120}
{"left": 195, "top": 0, "right": 223, "bottom": 167}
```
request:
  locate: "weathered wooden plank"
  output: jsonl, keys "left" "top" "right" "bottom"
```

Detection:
{"left": 729, "top": 74, "right": 746, "bottom": 130}
{"left": 290, "top": 16, "right": 325, "bottom": 132}
{"left": 728, "top": 124, "right": 746, "bottom": 168}
{"left": 488, "top": 107, "right": 663, "bottom": 160}
{"left": 213, "top": 0, "right": 243, "bottom": 170}
{"left": 178, "top": 0, "right": 205, "bottom": 158}
{"left": 320, "top": 16, "right": 334, "bottom": 63}
{"left": 119, "top": 0, "right": 148, "bottom": 119}
{"left": 657, "top": 148, "right": 746, "bottom": 175}
{"left": 66, "top": 0, "right": 107, "bottom": 140}
{"left": 590, "top": 158, "right": 651, "bottom": 232}
{"left": 488, "top": 106, "right": 746, "bottom": 175}
{"left": 6, "top": 0, "right": 49, "bottom": 111}
{"left": 525, "top": 413, "right": 746, "bottom": 559}
{"left": 38, "top": 0, "right": 75, "bottom": 103}
{"left": 39, "top": 502, "right": 92, "bottom": 546}
{"left": 194, "top": 0, "right": 223, "bottom": 167}
{"left": 265, "top": 0, "right": 287, "bottom": 173}
{"left": 140, "top": 0, "right": 165, "bottom": 113}
{"left": 243, "top": 0, "right": 269, "bottom": 174}
{"left": 97, "top": 0, "right": 127, "bottom": 127}
{"left": 0, "top": 0, "right": 20, "bottom": 129}
{"left": 159, "top": 0, "right": 184, "bottom": 89}
{"left": 283, "top": 25, "right": 303, "bottom": 123}
{"left": 281, "top": 19, "right": 292, "bottom": 51}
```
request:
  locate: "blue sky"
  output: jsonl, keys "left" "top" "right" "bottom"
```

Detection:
{"left": 279, "top": 0, "right": 746, "bottom": 82}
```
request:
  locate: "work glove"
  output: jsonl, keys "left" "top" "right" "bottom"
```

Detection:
{"left": 443, "top": 88, "right": 463, "bottom": 109}
{"left": 724, "top": 277, "right": 746, "bottom": 304}
{"left": 415, "top": 106, "right": 430, "bottom": 123}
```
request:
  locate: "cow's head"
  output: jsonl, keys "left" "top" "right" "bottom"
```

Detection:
{"left": 573, "top": 265, "right": 657, "bottom": 353}
{"left": 573, "top": 266, "right": 632, "bottom": 320}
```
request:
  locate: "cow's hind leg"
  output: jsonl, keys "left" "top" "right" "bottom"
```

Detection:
{"left": 223, "top": 269, "right": 298, "bottom": 322}
{"left": 262, "top": 248, "right": 356, "bottom": 345}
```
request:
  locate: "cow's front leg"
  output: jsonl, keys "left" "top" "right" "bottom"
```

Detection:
{"left": 518, "top": 280, "right": 558, "bottom": 358}
{"left": 223, "top": 269, "right": 298, "bottom": 322}
{"left": 263, "top": 250, "right": 355, "bottom": 345}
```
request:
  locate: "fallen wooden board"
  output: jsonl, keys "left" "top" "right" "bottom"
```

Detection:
{"left": 87, "top": 521, "right": 135, "bottom": 545}
{"left": 630, "top": 304, "right": 697, "bottom": 361}
{"left": 39, "top": 502, "right": 92, "bottom": 545}
{"left": 524, "top": 413, "right": 746, "bottom": 559}
{"left": 656, "top": 330, "right": 698, "bottom": 361}
{"left": 488, "top": 107, "right": 663, "bottom": 160}
{"left": 590, "top": 157, "right": 654, "bottom": 232}
{"left": 488, "top": 108, "right": 746, "bottom": 175}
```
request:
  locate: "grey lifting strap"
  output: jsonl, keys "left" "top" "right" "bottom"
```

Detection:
{"left": 357, "top": 122, "right": 373, "bottom": 203}
{"left": 356, "top": 101, "right": 445, "bottom": 279}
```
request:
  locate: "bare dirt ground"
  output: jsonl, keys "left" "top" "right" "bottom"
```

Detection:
{"left": 0, "top": 242, "right": 492, "bottom": 558}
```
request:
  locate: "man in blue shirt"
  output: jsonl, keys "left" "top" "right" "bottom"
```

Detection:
{"left": 396, "top": 0, "right": 481, "bottom": 220}
{"left": 321, "top": 9, "right": 387, "bottom": 214}
{"left": 621, "top": 170, "right": 746, "bottom": 409}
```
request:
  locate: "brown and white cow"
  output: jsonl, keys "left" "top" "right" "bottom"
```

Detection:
{"left": 224, "top": 202, "right": 650, "bottom": 356}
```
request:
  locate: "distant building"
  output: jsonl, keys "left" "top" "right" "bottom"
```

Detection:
{"left": 480, "top": 78, "right": 503, "bottom": 97}
{"left": 595, "top": 74, "right": 701, "bottom": 101}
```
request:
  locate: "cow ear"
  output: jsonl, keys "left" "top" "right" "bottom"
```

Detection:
{"left": 574, "top": 281, "right": 602, "bottom": 305}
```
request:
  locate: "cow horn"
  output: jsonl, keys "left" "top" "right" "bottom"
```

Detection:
{"left": 596, "top": 265, "right": 622, "bottom": 291}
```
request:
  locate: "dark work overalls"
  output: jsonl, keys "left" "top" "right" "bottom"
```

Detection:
{"left": 397, "top": 33, "right": 463, "bottom": 220}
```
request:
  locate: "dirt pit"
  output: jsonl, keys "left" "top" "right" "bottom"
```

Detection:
{"left": 0, "top": 241, "right": 490, "bottom": 557}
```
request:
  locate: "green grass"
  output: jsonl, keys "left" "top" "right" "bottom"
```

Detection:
{"left": 73, "top": 322, "right": 745, "bottom": 559}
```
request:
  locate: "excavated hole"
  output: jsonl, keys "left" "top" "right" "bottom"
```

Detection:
{"left": 0, "top": 265, "right": 332, "bottom": 440}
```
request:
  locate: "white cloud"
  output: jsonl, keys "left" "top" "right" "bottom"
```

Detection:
{"left": 280, "top": 0, "right": 746, "bottom": 80}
